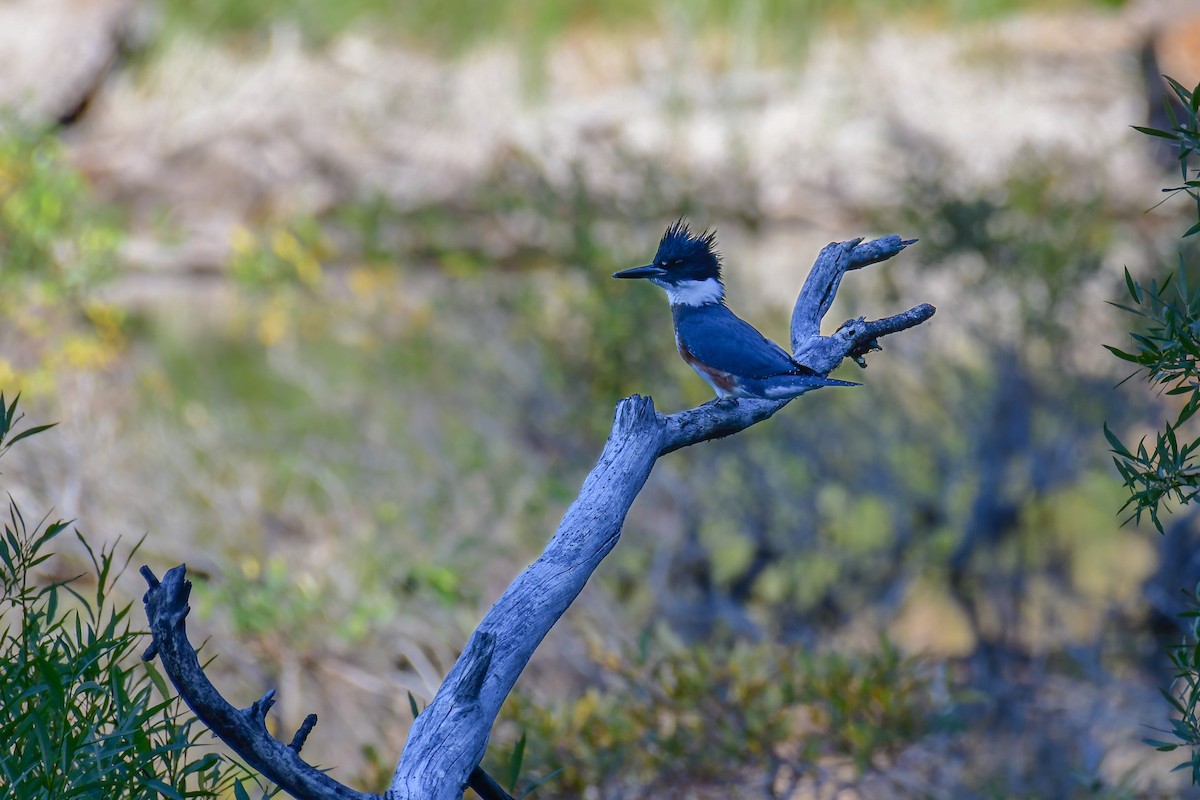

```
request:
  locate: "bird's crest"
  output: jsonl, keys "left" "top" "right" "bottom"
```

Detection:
{"left": 655, "top": 219, "right": 722, "bottom": 281}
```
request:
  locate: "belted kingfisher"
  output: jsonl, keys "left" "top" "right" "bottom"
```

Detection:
{"left": 613, "top": 221, "right": 857, "bottom": 402}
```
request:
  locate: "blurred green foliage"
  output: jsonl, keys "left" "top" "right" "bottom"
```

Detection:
{"left": 155, "top": 0, "right": 1125, "bottom": 51}
{"left": 877, "top": 145, "right": 1113, "bottom": 334}
{"left": 487, "top": 634, "right": 939, "bottom": 798}
{"left": 229, "top": 219, "right": 330, "bottom": 295}
{"left": 0, "top": 125, "right": 118, "bottom": 290}
{"left": 0, "top": 123, "right": 125, "bottom": 396}
{"left": 0, "top": 396, "right": 253, "bottom": 798}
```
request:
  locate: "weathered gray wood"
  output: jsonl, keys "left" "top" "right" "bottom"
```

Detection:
{"left": 392, "top": 394, "right": 665, "bottom": 798}
{"left": 140, "top": 564, "right": 379, "bottom": 800}
{"left": 140, "top": 235, "right": 933, "bottom": 800}
{"left": 790, "top": 235, "right": 917, "bottom": 352}
{"left": 140, "top": 564, "right": 514, "bottom": 800}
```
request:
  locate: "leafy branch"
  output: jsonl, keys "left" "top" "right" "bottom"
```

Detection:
{"left": 1144, "top": 585, "right": 1200, "bottom": 784}
{"left": 1112, "top": 72, "right": 1200, "bottom": 782}
{"left": 1109, "top": 75, "right": 1200, "bottom": 531}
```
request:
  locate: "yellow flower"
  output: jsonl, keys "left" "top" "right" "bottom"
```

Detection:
{"left": 271, "top": 227, "right": 323, "bottom": 286}
{"left": 0, "top": 359, "right": 21, "bottom": 392}
{"left": 229, "top": 224, "right": 259, "bottom": 256}
{"left": 256, "top": 301, "right": 289, "bottom": 347}
{"left": 240, "top": 555, "right": 262, "bottom": 580}
{"left": 59, "top": 335, "right": 113, "bottom": 369}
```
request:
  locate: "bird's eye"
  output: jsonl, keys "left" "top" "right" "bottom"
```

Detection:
{"left": 658, "top": 260, "right": 668, "bottom": 267}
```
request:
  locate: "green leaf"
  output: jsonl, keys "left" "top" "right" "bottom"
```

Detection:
{"left": 181, "top": 752, "right": 223, "bottom": 776}
{"left": 518, "top": 768, "right": 564, "bottom": 799}
{"left": 1125, "top": 267, "right": 1142, "bottom": 303}
{"left": 140, "top": 777, "right": 185, "bottom": 799}
{"left": 508, "top": 732, "right": 526, "bottom": 792}
{"left": 6, "top": 423, "right": 58, "bottom": 447}
{"left": 1164, "top": 76, "right": 1199, "bottom": 113}
{"left": 1163, "top": 687, "right": 1190, "bottom": 717}
{"left": 36, "top": 519, "right": 70, "bottom": 549}
{"left": 1103, "top": 423, "right": 1133, "bottom": 458}
{"left": 1133, "top": 125, "right": 1179, "bottom": 141}
{"left": 1169, "top": 427, "right": 1184, "bottom": 463}
{"left": 1107, "top": 300, "right": 1146, "bottom": 316}
{"left": 5, "top": 392, "right": 18, "bottom": 427}
{"left": 143, "top": 660, "right": 172, "bottom": 701}
{"left": 1144, "top": 738, "right": 1179, "bottom": 751}
{"left": 1103, "top": 345, "right": 1141, "bottom": 364}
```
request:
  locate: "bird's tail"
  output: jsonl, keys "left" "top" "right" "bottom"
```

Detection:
{"left": 742, "top": 373, "right": 859, "bottom": 400}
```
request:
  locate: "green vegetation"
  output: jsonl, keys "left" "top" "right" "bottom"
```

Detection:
{"left": 0, "top": 123, "right": 125, "bottom": 396}
{"left": 1108, "top": 76, "right": 1200, "bottom": 782}
{"left": 155, "top": 0, "right": 1127, "bottom": 51}
{"left": 488, "top": 635, "right": 939, "bottom": 798}
{"left": 0, "top": 396, "right": 253, "bottom": 798}
{"left": 1108, "top": 76, "right": 1200, "bottom": 532}
{"left": 0, "top": 125, "right": 118, "bottom": 289}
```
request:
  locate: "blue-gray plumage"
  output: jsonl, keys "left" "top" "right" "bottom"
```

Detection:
{"left": 613, "top": 220, "right": 857, "bottom": 401}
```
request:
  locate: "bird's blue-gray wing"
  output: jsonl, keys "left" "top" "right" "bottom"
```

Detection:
{"left": 674, "top": 305, "right": 803, "bottom": 378}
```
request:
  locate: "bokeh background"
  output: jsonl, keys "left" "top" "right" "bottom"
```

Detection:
{"left": 4, "top": 0, "right": 1200, "bottom": 796}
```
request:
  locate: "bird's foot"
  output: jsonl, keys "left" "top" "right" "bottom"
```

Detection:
{"left": 713, "top": 396, "right": 740, "bottom": 409}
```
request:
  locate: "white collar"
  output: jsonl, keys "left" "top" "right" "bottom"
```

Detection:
{"left": 657, "top": 277, "right": 725, "bottom": 306}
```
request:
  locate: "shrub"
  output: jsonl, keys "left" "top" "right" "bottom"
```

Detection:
{"left": 1109, "top": 75, "right": 1200, "bottom": 781}
{"left": 0, "top": 395, "right": 253, "bottom": 798}
{"left": 488, "top": 634, "right": 940, "bottom": 798}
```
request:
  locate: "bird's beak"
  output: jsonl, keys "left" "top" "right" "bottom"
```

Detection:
{"left": 612, "top": 265, "right": 666, "bottom": 280}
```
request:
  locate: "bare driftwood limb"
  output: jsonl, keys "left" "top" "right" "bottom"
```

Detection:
{"left": 140, "top": 565, "right": 514, "bottom": 800}
{"left": 790, "top": 235, "right": 931, "bottom": 371}
{"left": 140, "top": 235, "right": 933, "bottom": 800}
{"left": 140, "top": 564, "right": 377, "bottom": 800}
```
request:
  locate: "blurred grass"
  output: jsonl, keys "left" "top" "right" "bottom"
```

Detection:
{"left": 156, "top": 0, "right": 1129, "bottom": 52}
